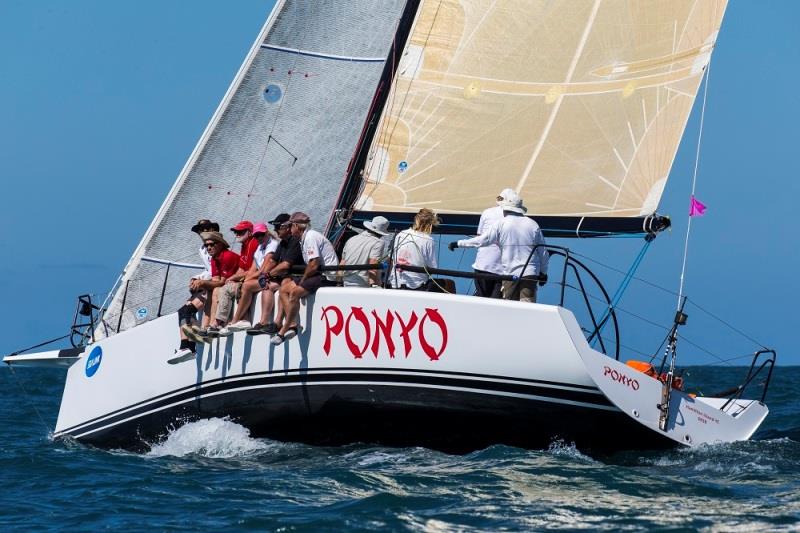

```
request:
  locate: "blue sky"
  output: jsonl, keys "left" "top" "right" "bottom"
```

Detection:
{"left": 2, "top": 1, "right": 798, "bottom": 366}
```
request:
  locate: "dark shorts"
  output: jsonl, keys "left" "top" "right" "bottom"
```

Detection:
{"left": 299, "top": 274, "right": 337, "bottom": 293}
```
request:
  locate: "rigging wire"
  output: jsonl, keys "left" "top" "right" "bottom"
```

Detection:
{"left": 360, "top": 0, "right": 445, "bottom": 207}
{"left": 677, "top": 60, "right": 711, "bottom": 307}
{"left": 567, "top": 247, "right": 765, "bottom": 349}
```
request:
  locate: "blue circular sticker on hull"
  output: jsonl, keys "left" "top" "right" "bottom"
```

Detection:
{"left": 85, "top": 346, "right": 102, "bottom": 377}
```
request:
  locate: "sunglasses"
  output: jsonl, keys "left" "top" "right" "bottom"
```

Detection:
{"left": 233, "top": 230, "right": 248, "bottom": 236}
{"left": 204, "top": 242, "right": 218, "bottom": 248}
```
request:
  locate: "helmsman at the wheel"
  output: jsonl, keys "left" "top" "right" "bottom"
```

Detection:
{"left": 449, "top": 191, "right": 548, "bottom": 303}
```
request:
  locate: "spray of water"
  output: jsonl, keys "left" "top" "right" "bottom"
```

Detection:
{"left": 146, "top": 418, "right": 269, "bottom": 458}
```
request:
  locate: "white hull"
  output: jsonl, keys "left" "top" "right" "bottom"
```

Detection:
{"left": 8, "top": 289, "right": 765, "bottom": 452}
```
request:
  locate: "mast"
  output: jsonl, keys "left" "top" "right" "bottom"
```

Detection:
{"left": 330, "top": 0, "right": 422, "bottom": 233}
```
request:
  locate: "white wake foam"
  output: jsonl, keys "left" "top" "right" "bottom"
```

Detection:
{"left": 546, "top": 439, "right": 595, "bottom": 463}
{"left": 147, "top": 418, "right": 269, "bottom": 458}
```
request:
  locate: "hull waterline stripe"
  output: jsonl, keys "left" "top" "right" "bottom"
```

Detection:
{"left": 260, "top": 44, "right": 386, "bottom": 62}
{"left": 56, "top": 367, "right": 602, "bottom": 435}
{"left": 55, "top": 371, "right": 613, "bottom": 438}
{"left": 64, "top": 379, "right": 618, "bottom": 441}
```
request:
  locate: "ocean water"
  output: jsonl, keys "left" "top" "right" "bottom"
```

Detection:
{"left": 1, "top": 366, "right": 798, "bottom": 531}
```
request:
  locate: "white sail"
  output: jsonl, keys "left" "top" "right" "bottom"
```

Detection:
{"left": 356, "top": 0, "right": 727, "bottom": 219}
{"left": 102, "top": 0, "right": 409, "bottom": 335}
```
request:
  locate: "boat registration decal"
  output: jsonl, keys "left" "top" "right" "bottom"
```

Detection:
{"left": 320, "top": 305, "right": 448, "bottom": 361}
{"left": 85, "top": 346, "right": 103, "bottom": 378}
{"left": 603, "top": 365, "right": 639, "bottom": 391}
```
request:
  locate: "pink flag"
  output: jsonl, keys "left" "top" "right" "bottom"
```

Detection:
{"left": 689, "top": 195, "right": 707, "bottom": 217}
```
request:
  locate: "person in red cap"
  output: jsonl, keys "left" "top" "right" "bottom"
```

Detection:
{"left": 223, "top": 222, "right": 279, "bottom": 333}
{"left": 272, "top": 212, "right": 339, "bottom": 345}
{"left": 231, "top": 220, "right": 258, "bottom": 271}
{"left": 204, "top": 220, "right": 261, "bottom": 336}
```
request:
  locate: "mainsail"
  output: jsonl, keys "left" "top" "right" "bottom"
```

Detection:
{"left": 102, "top": 0, "right": 410, "bottom": 334}
{"left": 349, "top": 0, "right": 727, "bottom": 236}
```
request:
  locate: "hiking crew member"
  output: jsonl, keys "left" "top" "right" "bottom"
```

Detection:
{"left": 198, "top": 231, "right": 241, "bottom": 338}
{"left": 225, "top": 222, "right": 278, "bottom": 333}
{"left": 340, "top": 216, "right": 389, "bottom": 287}
{"left": 390, "top": 208, "right": 439, "bottom": 290}
{"left": 471, "top": 189, "right": 515, "bottom": 298}
{"left": 173, "top": 219, "right": 220, "bottom": 361}
{"left": 450, "top": 192, "right": 548, "bottom": 303}
{"left": 248, "top": 214, "right": 303, "bottom": 336}
{"left": 209, "top": 221, "right": 258, "bottom": 336}
{"left": 272, "top": 212, "right": 338, "bottom": 345}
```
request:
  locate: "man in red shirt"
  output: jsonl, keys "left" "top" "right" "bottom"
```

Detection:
{"left": 210, "top": 220, "right": 259, "bottom": 337}
{"left": 200, "top": 231, "right": 241, "bottom": 340}
{"left": 171, "top": 230, "right": 239, "bottom": 362}
{"left": 231, "top": 220, "right": 259, "bottom": 271}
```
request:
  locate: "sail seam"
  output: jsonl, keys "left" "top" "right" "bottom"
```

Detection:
{"left": 513, "top": 0, "right": 602, "bottom": 194}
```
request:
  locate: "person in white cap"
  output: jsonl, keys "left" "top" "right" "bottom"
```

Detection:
{"left": 449, "top": 191, "right": 548, "bottom": 303}
{"left": 339, "top": 216, "right": 390, "bottom": 287}
{"left": 470, "top": 188, "right": 515, "bottom": 298}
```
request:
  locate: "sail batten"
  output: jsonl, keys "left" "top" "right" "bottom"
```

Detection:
{"left": 354, "top": 0, "right": 728, "bottom": 222}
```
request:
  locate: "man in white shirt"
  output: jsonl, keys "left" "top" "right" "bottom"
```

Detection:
{"left": 472, "top": 188, "right": 515, "bottom": 298}
{"left": 272, "top": 212, "right": 340, "bottom": 345}
{"left": 450, "top": 192, "right": 548, "bottom": 303}
{"left": 340, "top": 216, "right": 389, "bottom": 287}
{"left": 176, "top": 219, "right": 219, "bottom": 354}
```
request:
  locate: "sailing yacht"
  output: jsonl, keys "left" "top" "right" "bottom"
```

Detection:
{"left": 4, "top": 0, "right": 775, "bottom": 453}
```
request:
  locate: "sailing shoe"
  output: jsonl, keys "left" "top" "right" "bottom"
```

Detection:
{"left": 217, "top": 326, "right": 233, "bottom": 337}
{"left": 205, "top": 326, "right": 221, "bottom": 339}
{"left": 181, "top": 324, "right": 204, "bottom": 343}
{"left": 263, "top": 323, "right": 279, "bottom": 335}
{"left": 270, "top": 334, "right": 285, "bottom": 346}
{"left": 168, "top": 348, "right": 196, "bottom": 365}
{"left": 283, "top": 326, "right": 299, "bottom": 341}
{"left": 228, "top": 320, "right": 251, "bottom": 332}
{"left": 246, "top": 323, "right": 268, "bottom": 336}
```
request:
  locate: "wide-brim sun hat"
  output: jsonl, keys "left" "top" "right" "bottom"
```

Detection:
{"left": 364, "top": 215, "right": 390, "bottom": 236}
{"left": 499, "top": 190, "right": 527, "bottom": 214}
{"left": 191, "top": 219, "right": 220, "bottom": 234}
{"left": 496, "top": 188, "right": 517, "bottom": 206}
{"left": 200, "top": 231, "right": 230, "bottom": 249}
{"left": 500, "top": 199, "right": 527, "bottom": 214}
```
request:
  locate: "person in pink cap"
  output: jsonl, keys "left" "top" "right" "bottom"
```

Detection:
{"left": 224, "top": 222, "right": 279, "bottom": 333}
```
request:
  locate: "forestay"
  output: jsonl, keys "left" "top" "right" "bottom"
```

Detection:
{"left": 356, "top": 0, "right": 727, "bottom": 220}
{"left": 102, "top": 0, "right": 408, "bottom": 335}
